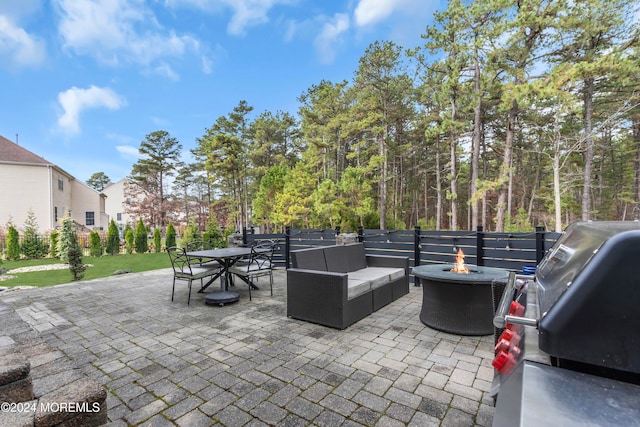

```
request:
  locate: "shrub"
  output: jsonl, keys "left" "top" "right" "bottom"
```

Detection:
{"left": 153, "top": 228, "right": 161, "bottom": 253}
{"left": 106, "top": 219, "right": 120, "bottom": 255}
{"left": 165, "top": 222, "right": 176, "bottom": 248}
{"left": 125, "top": 229, "right": 134, "bottom": 254}
{"left": 6, "top": 225, "right": 20, "bottom": 261}
{"left": 50, "top": 230, "right": 59, "bottom": 258}
{"left": 134, "top": 218, "right": 148, "bottom": 253}
{"left": 21, "top": 210, "right": 48, "bottom": 259}
{"left": 59, "top": 216, "right": 85, "bottom": 280}
{"left": 181, "top": 219, "right": 200, "bottom": 248}
{"left": 57, "top": 215, "right": 74, "bottom": 263}
{"left": 89, "top": 231, "right": 103, "bottom": 257}
{"left": 204, "top": 217, "right": 225, "bottom": 248}
{"left": 67, "top": 234, "right": 86, "bottom": 281}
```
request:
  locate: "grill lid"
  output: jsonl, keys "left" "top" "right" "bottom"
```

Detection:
{"left": 536, "top": 221, "right": 640, "bottom": 374}
{"left": 535, "top": 221, "right": 640, "bottom": 314}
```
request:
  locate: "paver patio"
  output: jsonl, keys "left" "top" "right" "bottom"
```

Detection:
{"left": 0, "top": 267, "right": 495, "bottom": 426}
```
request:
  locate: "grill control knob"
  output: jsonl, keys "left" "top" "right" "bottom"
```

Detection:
{"left": 492, "top": 350, "right": 518, "bottom": 375}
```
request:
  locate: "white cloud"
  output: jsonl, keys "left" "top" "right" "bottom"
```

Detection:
{"left": 0, "top": 15, "right": 46, "bottom": 70}
{"left": 314, "top": 13, "right": 349, "bottom": 65}
{"left": 166, "top": 0, "right": 292, "bottom": 36}
{"left": 354, "top": 0, "right": 404, "bottom": 27}
{"left": 57, "top": 85, "right": 127, "bottom": 135}
{"left": 152, "top": 62, "right": 180, "bottom": 81}
{"left": 115, "top": 145, "right": 142, "bottom": 161}
{"left": 201, "top": 55, "right": 213, "bottom": 74}
{"left": 54, "top": 0, "right": 201, "bottom": 73}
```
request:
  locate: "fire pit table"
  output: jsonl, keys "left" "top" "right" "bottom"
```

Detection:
{"left": 413, "top": 264, "right": 508, "bottom": 335}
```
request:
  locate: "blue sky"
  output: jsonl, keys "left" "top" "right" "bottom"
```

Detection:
{"left": 1, "top": 0, "right": 443, "bottom": 184}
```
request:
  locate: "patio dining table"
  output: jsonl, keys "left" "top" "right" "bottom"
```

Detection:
{"left": 186, "top": 247, "right": 258, "bottom": 306}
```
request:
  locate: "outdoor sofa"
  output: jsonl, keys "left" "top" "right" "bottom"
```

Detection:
{"left": 286, "top": 243, "right": 410, "bottom": 329}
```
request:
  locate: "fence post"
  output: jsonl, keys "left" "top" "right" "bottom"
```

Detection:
{"left": 335, "top": 226, "right": 340, "bottom": 236}
{"left": 414, "top": 226, "right": 421, "bottom": 286}
{"left": 413, "top": 226, "right": 421, "bottom": 267}
{"left": 535, "top": 226, "right": 545, "bottom": 264}
{"left": 285, "top": 226, "right": 291, "bottom": 268}
{"left": 357, "top": 226, "right": 364, "bottom": 243}
{"left": 476, "top": 226, "right": 485, "bottom": 266}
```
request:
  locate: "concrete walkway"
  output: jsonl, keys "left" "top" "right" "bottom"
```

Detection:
{"left": 0, "top": 268, "right": 495, "bottom": 426}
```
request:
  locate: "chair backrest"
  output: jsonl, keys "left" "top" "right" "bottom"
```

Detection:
{"left": 185, "top": 240, "right": 212, "bottom": 251}
{"left": 167, "top": 246, "right": 192, "bottom": 274}
{"left": 248, "top": 240, "right": 276, "bottom": 270}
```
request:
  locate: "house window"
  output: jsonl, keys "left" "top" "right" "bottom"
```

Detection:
{"left": 116, "top": 213, "right": 122, "bottom": 221}
{"left": 54, "top": 207, "right": 58, "bottom": 222}
{"left": 86, "top": 211, "right": 95, "bottom": 226}
{"left": 58, "top": 177, "right": 64, "bottom": 191}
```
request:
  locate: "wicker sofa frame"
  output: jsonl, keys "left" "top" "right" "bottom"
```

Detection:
{"left": 286, "top": 243, "right": 409, "bottom": 329}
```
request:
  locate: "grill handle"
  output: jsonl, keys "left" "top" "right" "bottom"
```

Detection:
{"left": 493, "top": 271, "right": 538, "bottom": 329}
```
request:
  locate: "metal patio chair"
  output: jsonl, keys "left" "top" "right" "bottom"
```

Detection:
{"left": 166, "top": 246, "right": 219, "bottom": 305}
{"left": 228, "top": 240, "right": 276, "bottom": 300}
{"left": 184, "top": 240, "right": 221, "bottom": 269}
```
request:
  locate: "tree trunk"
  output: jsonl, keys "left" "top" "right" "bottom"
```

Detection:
{"left": 471, "top": 50, "right": 481, "bottom": 230}
{"left": 553, "top": 114, "right": 562, "bottom": 232}
{"left": 379, "top": 135, "right": 387, "bottom": 230}
{"left": 634, "top": 115, "right": 640, "bottom": 218}
{"left": 449, "top": 131, "right": 458, "bottom": 231}
{"left": 582, "top": 77, "right": 594, "bottom": 221}
{"left": 496, "top": 100, "right": 518, "bottom": 232}
{"left": 435, "top": 137, "right": 442, "bottom": 231}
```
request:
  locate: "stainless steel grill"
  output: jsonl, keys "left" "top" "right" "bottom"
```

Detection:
{"left": 491, "top": 221, "right": 640, "bottom": 426}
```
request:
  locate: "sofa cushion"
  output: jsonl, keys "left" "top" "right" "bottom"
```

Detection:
{"left": 324, "top": 245, "right": 350, "bottom": 273}
{"left": 292, "top": 248, "right": 327, "bottom": 271}
{"left": 347, "top": 278, "right": 371, "bottom": 300}
{"left": 350, "top": 267, "right": 406, "bottom": 290}
{"left": 344, "top": 243, "right": 367, "bottom": 272}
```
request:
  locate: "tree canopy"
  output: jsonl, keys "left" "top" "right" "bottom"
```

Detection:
{"left": 115, "top": 0, "right": 640, "bottom": 233}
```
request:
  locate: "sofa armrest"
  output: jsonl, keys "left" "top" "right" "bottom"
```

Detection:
{"left": 287, "top": 268, "right": 348, "bottom": 303}
{"left": 287, "top": 268, "right": 352, "bottom": 329}
{"left": 366, "top": 254, "right": 409, "bottom": 270}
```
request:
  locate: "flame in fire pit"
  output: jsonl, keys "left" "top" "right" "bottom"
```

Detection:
{"left": 450, "top": 248, "right": 470, "bottom": 274}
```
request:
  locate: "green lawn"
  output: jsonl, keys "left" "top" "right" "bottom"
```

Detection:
{"left": 1, "top": 252, "right": 172, "bottom": 288}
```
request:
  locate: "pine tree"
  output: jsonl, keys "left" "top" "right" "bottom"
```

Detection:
{"left": 181, "top": 219, "right": 200, "bottom": 248}
{"left": 134, "top": 218, "right": 148, "bottom": 253}
{"left": 106, "top": 219, "right": 120, "bottom": 255}
{"left": 67, "top": 235, "right": 86, "bottom": 281}
{"left": 153, "top": 228, "right": 162, "bottom": 253}
{"left": 165, "top": 222, "right": 176, "bottom": 248}
{"left": 89, "top": 231, "right": 102, "bottom": 257}
{"left": 59, "top": 216, "right": 85, "bottom": 280}
{"left": 125, "top": 229, "right": 134, "bottom": 254}
{"left": 49, "top": 230, "right": 59, "bottom": 258}
{"left": 21, "top": 209, "right": 48, "bottom": 258}
{"left": 204, "top": 216, "right": 225, "bottom": 248}
{"left": 57, "top": 215, "right": 75, "bottom": 263}
{"left": 6, "top": 225, "right": 20, "bottom": 261}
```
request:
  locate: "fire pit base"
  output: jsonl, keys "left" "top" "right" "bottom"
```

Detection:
{"left": 413, "top": 264, "right": 509, "bottom": 336}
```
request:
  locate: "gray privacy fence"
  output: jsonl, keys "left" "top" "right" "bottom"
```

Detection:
{"left": 244, "top": 226, "right": 562, "bottom": 274}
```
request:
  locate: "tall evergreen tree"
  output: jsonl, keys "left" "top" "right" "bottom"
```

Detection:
{"left": 128, "top": 130, "right": 183, "bottom": 228}
{"left": 134, "top": 218, "right": 148, "bottom": 253}
{"left": 86, "top": 172, "right": 111, "bottom": 191}
{"left": 106, "top": 219, "right": 120, "bottom": 255}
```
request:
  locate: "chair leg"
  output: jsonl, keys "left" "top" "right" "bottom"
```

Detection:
{"left": 248, "top": 276, "right": 252, "bottom": 301}
{"left": 172, "top": 277, "right": 176, "bottom": 301}
{"left": 187, "top": 279, "right": 192, "bottom": 305}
